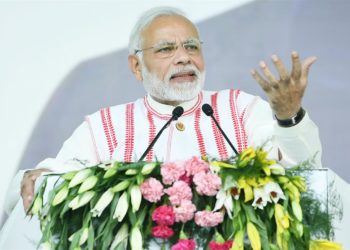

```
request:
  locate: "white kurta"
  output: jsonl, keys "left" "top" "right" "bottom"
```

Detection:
{"left": 36, "top": 89, "right": 322, "bottom": 172}
{"left": 0, "top": 89, "right": 322, "bottom": 249}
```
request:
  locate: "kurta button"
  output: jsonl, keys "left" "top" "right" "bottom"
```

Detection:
{"left": 175, "top": 122, "right": 185, "bottom": 131}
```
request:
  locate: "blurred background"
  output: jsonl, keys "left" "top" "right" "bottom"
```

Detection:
{"left": 0, "top": 0, "right": 349, "bottom": 237}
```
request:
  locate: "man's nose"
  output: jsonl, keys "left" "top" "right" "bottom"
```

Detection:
{"left": 172, "top": 45, "right": 191, "bottom": 65}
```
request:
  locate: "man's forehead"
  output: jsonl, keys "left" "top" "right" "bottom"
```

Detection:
{"left": 141, "top": 15, "right": 199, "bottom": 45}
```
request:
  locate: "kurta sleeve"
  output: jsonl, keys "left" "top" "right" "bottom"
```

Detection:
{"left": 35, "top": 121, "right": 100, "bottom": 172}
{"left": 242, "top": 95, "right": 322, "bottom": 168}
{"left": 4, "top": 121, "right": 99, "bottom": 215}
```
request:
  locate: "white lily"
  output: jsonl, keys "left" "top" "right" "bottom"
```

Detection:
{"left": 231, "top": 186, "right": 241, "bottom": 200}
{"left": 141, "top": 162, "right": 157, "bottom": 175}
{"left": 130, "top": 227, "right": 142, "bottom": 250}
{"left": 130, "top": 185, "right": 142, "bottom": 212}
{"left": 214, "top": 176, "right": 239, "bottom": 218}
{"left": 68, "top": 228, "right": 88, "bottom": 245}
{"left": 104, "top": 163, "right": 119, "bottom": 179}
{"left": 269, "top": 164, "right": 285, "bottom": 175}
{"left": 31, "top": 196, "right": 43, "bottom": 215}
{"left": 223, "top": 176, "right": 241, "bottom": 200}
{"left": 264, "top": 182, "right": 286, "bottom": 203}
{"left": 112, "top": 180, "right": 131, "bottom": 193}
{"left": 125, "top": 169, "right": 138, "bottom": 175}
{"left": 214, "top": 189, "right": 233, "bottom": 218}
{"left": 78, "top": 175, "right": 98, "bottom": 194}
{"left": 223, "top": 175, "right": 236, "bottom": 190}
{"left": 69, "top": 169, "right": 93, "bottom": 188}
{"left": 113, "top": 191, "right": 129, "bottom": 221}
{"left": 252, "top": 187, "right": 271, "bottom": 210}
{"left": 79, "top": 227, "right": 89, "bottom": 246}
{"left": 91, "top": 188, "right": 114, "bottom": 217}
{"left": 62, "top": 171, "right": 78, "bottom": 181}
{"left": 69, "top": 191, "right": 95, "bottom": 210}
{"left": 110, "top": 223, "right": 129, "bottom": 250}
{"left": 52, "top": 185, "right": 69, "bottom": 206}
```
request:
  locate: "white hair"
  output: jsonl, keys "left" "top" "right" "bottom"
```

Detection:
{"left": 128, "top": 6, "right": 198, "bottom": 56}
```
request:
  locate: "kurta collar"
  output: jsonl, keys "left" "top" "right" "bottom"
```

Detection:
{"left": 144, "top": 92, "right": 203, "bottom": 119}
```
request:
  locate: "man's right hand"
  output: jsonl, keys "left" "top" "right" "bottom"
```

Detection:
{"left": 20, "top": 168, "right": 50, "bottom": 212}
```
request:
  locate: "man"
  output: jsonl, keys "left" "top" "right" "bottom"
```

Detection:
{"left": 18, "top": 6, "right": 321, "bottom": 214}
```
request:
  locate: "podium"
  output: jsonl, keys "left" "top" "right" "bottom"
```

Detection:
{"left": 0, "top": 168, "right": 348, "bottom": 249}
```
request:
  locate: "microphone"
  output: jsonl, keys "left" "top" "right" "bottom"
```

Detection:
{"left": 202, "top": 103, "right": 239, "bottom": 155}
{"left": 139, "top": 106, "right": 184, "bottom": 161}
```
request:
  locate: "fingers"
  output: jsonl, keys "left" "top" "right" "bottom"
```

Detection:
{"left": 251, "top": 69, "right": 271, "bottom": 92}
{"left": 271, "top": 55, "right": 289, "bottom": 82}
{"left": 291, "top": 51, "right": 302, "bottom": 80}
{"left": 252, "top": 52, "right": 316, "bottom": 93}
{"left": 259, "top": 61, "right": 278, "bottom": 85}
{"left": 20, "top": 168, "right": 50, "bottom": 212}
{"left": 21, "top": 172, "right": 36, "bottom": 212}
{"left": 301, "top": 56, "right": 317, "bottom": 80}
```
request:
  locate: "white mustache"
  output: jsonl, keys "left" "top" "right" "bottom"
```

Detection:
{"left": 166, "top": 65, "right": 200, "bottom": 82}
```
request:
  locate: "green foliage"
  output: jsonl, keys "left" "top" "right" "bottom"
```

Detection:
{"left": 28, "top": 148, "right": 342, "bottom": 250}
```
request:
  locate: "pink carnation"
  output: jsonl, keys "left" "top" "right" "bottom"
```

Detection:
{"left": 173, "top": 200, "right": 197, "bottom": 223}
{"left": 152, "top": 205, "right": 175, "bottom": 226}
{"left": 140, "top": 177, "right": 164, "bottom": 203}
{"left": 165, "top": 181, "right": 193, "bottom": 206}
{"left": 194, "top": 211, "right": 224, "bottom": 227}
{"left": 185, "top": 156, "right": 210, "bottom": 176}
{"left": 161, "top": 161, "right": 186, "bottom": 185}
{"left": 208, "top": 240, "right": 234, "bottom": 250}
{"left": 179, "top": 173, "right": 192, "bottom": 185}
{"left": 151, "top": 225, "right": 174, "bottom": 239}
{"left": 171, "top": 239, "right": 196, "bottom": 250}
{"left": 193, "top": 172, "right": 221, "bottom": 196}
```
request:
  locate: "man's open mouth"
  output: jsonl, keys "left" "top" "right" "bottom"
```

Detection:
{"left": 170, "top": 71, "right": 197, "bottom": 81}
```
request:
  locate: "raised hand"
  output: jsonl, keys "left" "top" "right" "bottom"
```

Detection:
{"left": 251, "top": 51, "right": 316, "bottom": 120}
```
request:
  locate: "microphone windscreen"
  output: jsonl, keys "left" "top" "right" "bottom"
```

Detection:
{"left": 172, "top": 106, "right": 184, "bottom": 119}
{"left": 202, "top": 103, "right": 213, "bottom": 116}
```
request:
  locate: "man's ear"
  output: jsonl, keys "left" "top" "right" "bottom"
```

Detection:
{"left": 128, "top": 55, "right": 143, "bottom": 81}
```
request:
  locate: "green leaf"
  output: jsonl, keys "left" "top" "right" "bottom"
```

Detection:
{"left": 68, "top": 229, "right": 81, "bottom": 250}
{"left": 59, "top": 201, "right": 72, "bottom": 219}
{"left": 109, "top": 193, "right": 120, "bottom": 220}
{"left": 136, "top": 205, "right": 148, "bottom": 226}
{"left": 242, "top": 203, "right": 258, "bottom": 224}
{"left": 57, "top": 222, "right": 68, "bottom": 250}
{"left": 101, "top": 219, "right": 118, "bottom": 250}
{"left": 87, "top": 222, "right": 95, "bottom": 250}
{"left": 96, "top": 216, "right": 110, "bottom": 239}
{"left": 128, "top": 208, "right": 137, "bottom": 226}
{"left": 255, "top": 223, "right": 270, "bottom": 250}
{"left": 267, "top": 205, "right": 274, "bottom": 219}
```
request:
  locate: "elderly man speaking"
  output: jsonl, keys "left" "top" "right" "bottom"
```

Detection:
{"left": 21, "top": 5, "right": 321, "bottom": 216}
{"left": 2, "top": 6, "right": 321, "bottom": 249}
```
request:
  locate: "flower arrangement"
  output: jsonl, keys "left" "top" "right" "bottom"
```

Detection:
{"left": 28, "top": 147, "right": 344, "bottom": 250}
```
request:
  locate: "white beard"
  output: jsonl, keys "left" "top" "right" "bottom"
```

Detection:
{"left": 141, "top": 63, "right": 205, "bottom": 102}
